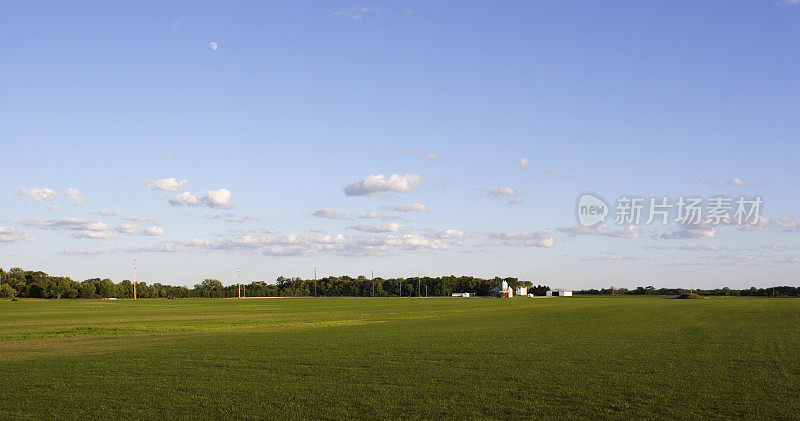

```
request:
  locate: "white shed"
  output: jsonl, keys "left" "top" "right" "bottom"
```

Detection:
{"left": 452, "top": 292, "right": 473, "bottom": 297}
{"left": 546, "top": 289, "right": 573, "bottom": 297}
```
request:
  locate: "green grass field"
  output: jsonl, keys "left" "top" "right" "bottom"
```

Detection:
{"left": 1, "top": 296, "right": 798, "bottom": 419}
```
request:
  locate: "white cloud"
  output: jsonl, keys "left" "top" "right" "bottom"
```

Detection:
{"left": 73, "top": 230, "right": 117, "bottom": 239}
{"left": 143, "top": 177, "right": 188, "bottom": 191}
{"left": 348, "top": 223, "right": 402, "bottom": 233}
{"left": 559, "top": 224, "right": 642, "bottom": 239}
{"left": 383, "top": 203, "right": 427, "bottom": 213}
{"left": 16, "top": 187, "right": 56, "bottom": 201}
{"left": 697, "top": 174, "right": 717, "bottom": 186}
{"left": 484, "top": 230, "right": 555, "bottom": 247}
{"left": 333, "top": 6, "right": 376, "bottom": 20}
{"left": 209, "top": 41, "right": 218, "bottom": 50}
{"left": 123, "top": 215, "right": 160, "bottom": 225}
{"left": 22, "top": 218, "right": 108, "bottom": 232}
{"left": 427, "top": 229, "right": 464, "bottom": 239}
{"left": 22, "top": 217, "right": 117, "bottom": 240}
{"left": 170, "top": 189, "right": 234, "bottom": 209}
{"left": 96, "top": 209, "right": 120, "bottom": 216}
{"left": 0, "top": 226, "right": 35, "bottom": 243}
{"left": 46, "top": 205, "right": 60, "bottom": 212}
{"left": 205, "top": 212, "right": 260, "bottom": 223}
{"left": 169, "top": 191, "right": 200, "bottom": 206}
{"left": 115, "top": 223, "right": 138, "bottom": 235}
{"left": 202, "top": 189, "right": 234, "bottom": 209}
{"left": 425, "top": 153, "right": 439, "bottom": 160}
{"left": 142, "top": 226, "right": 165, "bottom": 236}
{"left": 728, "top": 177, "right": 747, "bottom": 186}
{"left": 487, "top": 185, "right": 525, "bottom": 205}
{"left": 661, "top": 222, "right": 717, "bottom": 239}
{"left": 59, "top": 248, "right": 107, "bottom": 256}
{"left": 344, "top": 174, "right": 422, "bottom": 196}
{"left": 518, "top": 158, "right": 530, "bottom": 167}
{"left": 386, "top": 234, "right": 450, "bottom": 250}
{"left": 313, "top": 207, "right": 349, "bottom": 220}
{"left": 65, "top": 188, "right": 89, "bottom": 205}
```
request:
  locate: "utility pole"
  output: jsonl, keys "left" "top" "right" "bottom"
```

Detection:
{"left": 371, "top": 270, "right": 374, "bottom": 297}
{"left": 314, "top": 267, "right": 317, "bottom": 298}
{"left": 399, "top": 279, "right": 402, "bottom": 297}
{"left": 238, "top": 266, "right": 241, "bottom": 299}
{"left": 418, "top": 271, "right": 421, "bottom": 297}
{"left": 133, "top": 258, "right": 137, "bottom": 300}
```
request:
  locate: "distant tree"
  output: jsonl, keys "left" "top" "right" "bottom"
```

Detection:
{"left": 0, "top": 283, "right": 15, "bottom": 299}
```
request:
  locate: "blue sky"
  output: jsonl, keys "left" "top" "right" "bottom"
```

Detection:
{"left": 1, "top": 1, "right": 798, "bottom": 289}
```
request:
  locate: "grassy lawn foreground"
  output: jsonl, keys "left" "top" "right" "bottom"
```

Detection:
{"left": 1, "top": 296, "right": 798, "bottom": 419}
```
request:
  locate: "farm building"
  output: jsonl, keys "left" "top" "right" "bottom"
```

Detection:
{"left": 451, "top": 292, "right": 474, "bottom": 297}
{"left": 546, "top": 289, "right": 573, "bottom": 297}
{"left": 489, "top": 281, "right": 514, "bottom": 298}
{"left": 515, "top": 285, "right": 528, "bottom": 296}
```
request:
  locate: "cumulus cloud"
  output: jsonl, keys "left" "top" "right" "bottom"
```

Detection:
{"left": 21, "top": 217, "right": 115, "bottom": 240}
{"left": 205, "top": 212, "right": 260, "bottom": 223}
{"left": 142, "top": 226, "right": 164, "bottom": 236}
{"left": 168, "top": 189, "right": 234, "bottom": 209}
{"left": 348, "top": 223, "right": 402, "bottom": 233}
{"left": 115, "top": 223, "right": 138, "bottom": 235}
{"left": 143, "top": 177, "right": 188, "bottom": 191}
{"left": 73, "top": 230, "right": 117, "bottom": 239}
{"left": 169, "top": 191, "right": 200, "bottom": 206}
{"left": 487, "top": 185, "right": 525, "bottom": 205}
{"left": 0, "top": 226, "right": 35, "bottom": 243}
{"left": 382, "top": 203, "right": 427, "bottom": 213}
{"left": 427, "top": 229, "right": 465, "bottom": 239}
{"left": 484, "top": 230, "right": 555, "bottom": 247}
{"left": 518, "top": 158, "right": 530, "bottom": 167}
{"left": 16, "top": 187, "right": 56, "bottom": 201}
{"left": 386, "top": 234, "right": 450, "bottom": 250}
{"left": 202, "top": 189, "right": 234, "bottom": 209}
{"left": 95, "top": 209, "right": 120, "bottom": 217}
{"left": 64, "top": 188, "right": 89, "bottom": 205}
{"left": 313, "top": 207, "right": 349, "bottom": 220}
{"left": 344, "top": 174, "right": 422, "bottom": 196}
{"left": 59, "top": 248, "right": 107, "bottom": 256}
{"left": 123, "top": 215, "right": 160, "bottom": 225}
{"left": 559, "top": 224, "right": 642, "bottom": 239}
{"left": 333, "top": 6, "right": 376, "bottom": 20}
{"left": 728, "top": 178, "right": 747, "bottom": 186}
{"left": 661, "top": 222, "right": 717, "bottom": 239}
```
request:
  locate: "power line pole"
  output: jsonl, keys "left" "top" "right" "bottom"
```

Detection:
{"left": 399, "top": 279, "right": 402, "bottom": 297}
{"left": 133, "top": 258, "right": 137, "bottom": 300}
{"left": 418, "top": 271, "right": 421, "bottom": 297}
{"left": 314, "top": 267, "right": 317, "bottom": 298}
{"left": 238, "top": 266, "right": 241, "bottom": 299}
{"left": 371, "top": 270, "right": 374, "bottom": 297}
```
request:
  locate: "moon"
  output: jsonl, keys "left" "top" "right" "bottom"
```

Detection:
{"left": 209, "top": 42, "right": 218, "bottom": 51}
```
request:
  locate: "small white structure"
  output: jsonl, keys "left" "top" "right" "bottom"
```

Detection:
{"left": 489, "top": 280, "right": 514, "bottom": 298}
{"left": 451, "top": 292, "right": 473, "bottom": 297}
{"left": 546, "top": 289, "right": 573, "bottom": 297}
{"left": 515, "top": 285, "right": 528, "bottom": 296}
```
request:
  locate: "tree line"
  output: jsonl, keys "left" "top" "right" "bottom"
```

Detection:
{"left": 0, "top": 268, "right": 547, "bottom": 299}
{"left": 575, "top": 285, "right": 800, "bottom": 297}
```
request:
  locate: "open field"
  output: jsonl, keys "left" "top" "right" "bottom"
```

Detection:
{"left": 1, "top": 296, "right": 798, "bottom": 419}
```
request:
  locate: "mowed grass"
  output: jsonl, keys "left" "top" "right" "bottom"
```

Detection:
{"left": 0, "top": 297, "right": 798, "bottom": 419}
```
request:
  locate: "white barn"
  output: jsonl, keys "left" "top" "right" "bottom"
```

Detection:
{"left": 546, "top": 289, "right": 573, "bottom": 297}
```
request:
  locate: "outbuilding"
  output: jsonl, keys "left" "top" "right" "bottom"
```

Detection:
{"left": 546, "top": 289, "right": 573, "bottom": 297}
